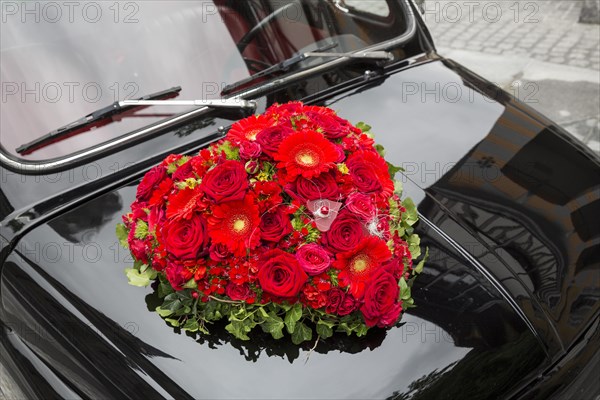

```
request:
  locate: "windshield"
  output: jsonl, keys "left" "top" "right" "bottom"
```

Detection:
{"left": 1, "top": 0, "right": 408, "bottom": 160}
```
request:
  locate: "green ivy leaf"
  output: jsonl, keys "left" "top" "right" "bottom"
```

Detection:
{"left": 261, "top": 314, "right": 285, "bottom": 339}
{"left": 158, "top": 280, "right": 174, "bottom": 298}
{"left": 398, "top": 277, "right": 411, "bottom": 301}
{"left": 225, "top": 320, "right": 250, "bottom": 341}
{"left": 316, "top": 322, "right": 333, "bottom": 339}
{"left": 183, "top": 318, "right": 199, "bottom": 332}
{"left": 355, "top": 324, "right": 369, "bottom": 337}
{"left": 165, "top": 318, "right": 181, "bottom": 327}
{"left": 183, "top": 278, "right": 197, "bottom": 289}
{"left": 291, "top": 321, "right": 312, "bottom": 345}
{"left": 284, "top": 303, "right": 303, "bottom": 334}
{"left": 375, "top": 144, "right": 386, "bottom": 158}
{"left": 155, "top": 306, "right": 173, "bottom": 317}
{"left": 115, "top": 223, "right": 129, "bottom": 248}
{"left": 414, "top": 247, "right": 429, "bottom": 274}
{"left": 124, "top": 267, "right": 155, "bottom": 287}
{"left": 162, "top": 293, "right": 183, "bottom": 312}
{"left": 387, "top": 162, "right": 404, "bottom": 179}
{"left": 356, "top": 122, "right": 371, "bottom": 132}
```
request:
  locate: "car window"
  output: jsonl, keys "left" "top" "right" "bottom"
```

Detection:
{"left": 1, "top": 0, "right": 408, "bottom": 161}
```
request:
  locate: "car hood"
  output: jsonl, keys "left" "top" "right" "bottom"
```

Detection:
{"left": 2, "top": 59, "right": 598, "bottom": 399}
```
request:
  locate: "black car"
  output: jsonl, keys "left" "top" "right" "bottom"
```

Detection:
{"left": 1, "top": 1, "right": 598, "bottom": 399}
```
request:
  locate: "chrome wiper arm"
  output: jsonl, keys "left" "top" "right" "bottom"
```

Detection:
{"left": 221, "top": 47, "right": 393, "bottom": 95}
{"left": 303, "top": 50, "right": 394, "bottom": 60}
{"left": 16, "top": 86, "right": 182, "bottom": 155}
{"left": 221, "top": 42, "right": 339, "bottom": 95}
{"left": 120, "top": 99, "right": 256, "bottom": 109}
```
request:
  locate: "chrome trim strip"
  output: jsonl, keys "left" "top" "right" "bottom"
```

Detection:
{"left": 0, "top": 0, "right": 417, "bottom": 175}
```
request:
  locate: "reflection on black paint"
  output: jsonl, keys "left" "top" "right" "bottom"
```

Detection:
{"left": 48, "top": 192, "right": 122, "bottom": 243}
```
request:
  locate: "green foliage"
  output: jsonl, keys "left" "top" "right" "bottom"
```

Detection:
{"left": 355, "top": 121, "right": 371, "bottom": 132}
{"left": 388, "top": 162, "right": 404, "bottom": 179}
{"left": 124, "top": 267, "right": 155, "bottom": 287}
{"left": 216, "top": 140, "right": 240, "bottom": 160}
{"left": 414, "top": 247, "right": 429, "bottom": 274}
{"left": 166, "top": 156, "right": 190, "bottom": 174}
{"left": 284, "top": 303, "right": 303, "bottom": 334}
{"left": 291, "top": 321, "right": 312, "bottom": 345}
{"left": 134, "top": 220, "right": 149, "bottom": 240}
{"left": 375, "top": 144, "right": 386, "bottom": 157}
{"left": 407, "top": 234, "right": 421, "bottom": 259}
{"left": 115, "top": 223, "right": 129, "bottom": 248}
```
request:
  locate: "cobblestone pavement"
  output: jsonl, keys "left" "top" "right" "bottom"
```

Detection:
{"left": 349, "top": 0, "right": 599, "bottom": 152}
{"left": 425, "top": 0, "right": 600, "bottom": 70}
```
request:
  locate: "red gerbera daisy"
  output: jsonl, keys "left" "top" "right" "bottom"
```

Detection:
{"left": 275, "top": 130, "right": 338, "bottom": 179}
{"left": 207, "top": 195, "right": 261, "bottom": 256}
{"left": 227, "top": 114, "right": 273, "bottom": 144}
{"left": 335, "top": 236, "right": 392, "bottom": 299}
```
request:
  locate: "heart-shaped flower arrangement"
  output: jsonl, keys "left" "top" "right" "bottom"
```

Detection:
{"left": 117, "top": 101, "right": 426, "bottom": 344}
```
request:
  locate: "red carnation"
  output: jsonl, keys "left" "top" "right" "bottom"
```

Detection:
{"left": 275, "top": 130, "right": 338, "bottom": 179}
{"left": 201, "top": 160, "right": 248, "bottom": 203}
{"left": 258, "top": 249, "right": 308, "bottom": 298}
{"left": 207, "top": 194, "right": 260, "bottom": 257}
{"left": 335, "top": 236, "right": 392, "bottom": 299}
{"left": 360, "top": 269, "right": 402, "bottom": 327}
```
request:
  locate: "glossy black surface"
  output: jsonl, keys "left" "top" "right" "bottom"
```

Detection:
{"left": 1, "top": 3, "right": 599, "bottom": 399}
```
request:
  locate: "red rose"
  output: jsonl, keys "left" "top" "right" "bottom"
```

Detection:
{"left": 325, "top": 288, "right": 359, "bottom": 315}
{"left": 239, "top": 141, "right": 262, "bottom": 160}
{"left": 306, "top": 112, "right": 353, "bottom": 139}
{"left": 226, "top": 282, "right": 253, "bottom": 301}
{"left": 325, "top": 288, "right": 344, "bottom": 314}
{"left": 360, "top": 269, "right": 402, "bottom": 327}
{"left": 209, "top": 242, "right": 230, "bottom": 262}
{"left": 162, "top": 213, "right": 209, "bottom": 260}
{"left": 346, "top": 151, "right": 394, "bottom": 199}
{"left": 136, "top": 165, "right": 167, "bottom": 202}
{"left": 260, "top": 207, "right": 293, "bottom": 242}
{"left": 338, "top": 293, "right": 359, "bottom": 316}
{"left": 347, "top": 156, "right": 383, "bottom": 194}
{"left": 201, "top": 160, "right": 248, "bottom": 203}
{"left": 296, "top": 244, "right": 331, "bottom": 275}
{"left": 258, "top": 249, "right": 308, "bottom": 298}
{"left": 256, "top": 125, "right": 294, "bottom": 157}
{"left": 292, "top": 172, "right": 340, "bottom": 202}
{"left": 322, "top": 210, "right": 365, "bottom": 252}
{"left": 345, "top": 192, "right": 376, "bottom": 221}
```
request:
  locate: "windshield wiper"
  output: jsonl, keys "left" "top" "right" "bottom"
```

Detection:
{"left": 221, "top": 46, "right": 393, "bottom": 96}
{"left": 16, "top": 86, "right": 182, "bottom": 155}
